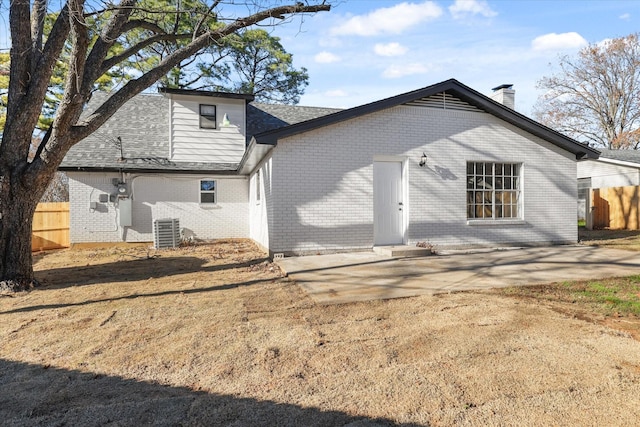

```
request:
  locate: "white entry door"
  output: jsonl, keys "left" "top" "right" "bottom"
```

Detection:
{"left": 374, "top": 161, "right": 404, "bottom": 245}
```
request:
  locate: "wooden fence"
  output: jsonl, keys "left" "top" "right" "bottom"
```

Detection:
{"left": 591, "top": 186, "right": 640, "bottom": 230}
{"left": 32, "top": 202, "right": 70, "bottom": 251}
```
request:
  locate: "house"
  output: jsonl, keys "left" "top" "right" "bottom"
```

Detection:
{"left": 577, "top": 149, "right": 640, "bottom": 228}
{"left": 60, "top": 79, "right": 599, "bottom": 254}
{"left": 577, "top": 149, "right": 640, "bottom": 189}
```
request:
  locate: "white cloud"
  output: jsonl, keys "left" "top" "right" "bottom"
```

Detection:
{"left": 382, "top": 63, "right": 430, "bottom": 79}
{"left": 620, "top": 13, "right": 631, "bottom": 20}
{"left": 449, "top": 0, "right": 497, "bottom": 19}
{"left": 330, "top": 1, "right": 443, "bottom": 37}
{"left": 374, "top": 42, "right": 408, "bottom": 57}
{"left": 314, "top": 51, "right": 341, "bottom": 64}
{"left": 531, "top": 32, "right": 588, "bottom": 51}
{"left": 325, "top": 89, "right": 348, "bottom": 97}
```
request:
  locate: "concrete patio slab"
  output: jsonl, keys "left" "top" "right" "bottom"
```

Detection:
{"left": 276, "top": 245, "right": 640, "bottom": 305}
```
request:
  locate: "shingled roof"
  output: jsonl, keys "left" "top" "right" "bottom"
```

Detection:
{"left": 597, "top": 148, "right": 640, "bottom": 165}
{"left": 60, "top": 92, "right": 339, "bottom": 173}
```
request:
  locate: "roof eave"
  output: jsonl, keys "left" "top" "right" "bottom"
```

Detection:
{"left": 158, "top": 87, "right": 255, "bottom": 103}
{"left": 59, "top": 166, "right": 240, "bottom": 175}
{"left": 252, "top": 78, "right": 600, "bottom": 160}
{"left": 238, "top": 137, "right": 275, "bottom": 175}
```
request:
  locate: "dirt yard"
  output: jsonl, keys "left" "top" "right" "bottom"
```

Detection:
{"left": 2, "top": 238, "right": 640, "bottom": 426}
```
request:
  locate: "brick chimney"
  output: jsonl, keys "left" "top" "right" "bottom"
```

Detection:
{"left": 490, "top": 84, "right": 515, "bottom": 110}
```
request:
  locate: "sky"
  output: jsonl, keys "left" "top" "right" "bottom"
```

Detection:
{"left": 0, "top": 0, "right": 637, "bottom": 117}
{"left": 267, "top": 0, "right": 640, "bottom": 116}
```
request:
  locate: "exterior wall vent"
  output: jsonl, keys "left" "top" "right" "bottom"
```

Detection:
{"left": 153, "top": 218, "right": 180, "bottom": 249}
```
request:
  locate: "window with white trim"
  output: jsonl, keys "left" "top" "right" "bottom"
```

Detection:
{"left": 200, "top": 180, "right": 216, "bottom": 204}
{"left": 199, "top": 104, "right": 217, "bottom": 129}
{"left": 467, "top": 162, "right": 521, "bottom": 219}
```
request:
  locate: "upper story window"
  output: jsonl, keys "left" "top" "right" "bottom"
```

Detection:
{"left": 467, "top": 162, "right": 521, "bottom": 220}
{"left": 199, "top": 104, "right": 217, "bottom": 129}
{"left": 200, "top": 180, "right": 216, "bottom": 204}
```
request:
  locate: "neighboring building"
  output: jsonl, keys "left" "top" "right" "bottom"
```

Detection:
{"left": 577, "top": 149, "right": 640, "bottom": 189}
{"left": 577, "top": 149, "right": 640, "bottom": 225}
{"left": 61, "top": 79, "right": 599, "bottom": 254}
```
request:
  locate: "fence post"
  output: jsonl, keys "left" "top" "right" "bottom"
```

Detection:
{"left": 584, "top": 187, "right": 595, "bottom": 230}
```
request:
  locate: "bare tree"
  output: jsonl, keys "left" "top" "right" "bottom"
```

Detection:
{"left": 534, "top": 33, "right": 640, "bottom": 149}
{"left": 0, "top": 0, "right": 330, "bottom": 291}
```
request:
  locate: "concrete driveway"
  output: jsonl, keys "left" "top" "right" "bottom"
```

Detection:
{"left": 276, "top": 245, "right": 640, "bottom": 305}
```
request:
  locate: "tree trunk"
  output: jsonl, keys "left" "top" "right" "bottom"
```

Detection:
{"left": 0, "top": 164, "right": 49, "bottom": 292}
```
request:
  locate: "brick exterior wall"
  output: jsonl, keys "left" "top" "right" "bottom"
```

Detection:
{"left": 249, "top": 157, "right": 272, "bottom": 250}
{"left": 68, "top": 172, "right": 248, "bottom": 243}
{"left": 265, "top": 104, "right": 577, "bottom": 254}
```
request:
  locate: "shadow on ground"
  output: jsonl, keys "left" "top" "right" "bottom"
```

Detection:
{"left": 0, "top": 358, "right": 423, "bottom": 427}
{"left": 579, "top": 227, "right": 640, "bottom": 242}
{"left": 34, "top": 255, "right": 269, "bottom": 289}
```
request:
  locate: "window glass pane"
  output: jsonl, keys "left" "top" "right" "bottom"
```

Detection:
{"left": 484, "top": 176, "right": 493, "bottom": 188}
{"left": 200, "top": 193, "right": 215, "bottom": 204}
{"left": 200, "top": 105, "right": 216, "bottom": 116}
{"left": 477, "top": 163, "right": 483, "bottom": 175}
{"left": 200, "top": 116, "right": 216, "bottom": 129}
{"left": 467, "top": 191, "right": 474, "bottom": 203}
{"left": 467, "top": 163, "right": 474, "bottom": 175}
{"left": 201, "top": 180, "right": 216, "bottom": 191}
{"left": 484, "top": 163, "right": 493, "bottom": 175}
{"left": 495, "top": 163, "right": 503, "bottom": 175}
{"left": 467, "top": 176, "right": 474, "bottom": 190}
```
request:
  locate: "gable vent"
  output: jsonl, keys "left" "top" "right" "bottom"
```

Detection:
{"left": 154, "top": 218, "right": 180, "bottom": 249}
{"left": 404, "top": 92, "right": 480, "bottom": 112}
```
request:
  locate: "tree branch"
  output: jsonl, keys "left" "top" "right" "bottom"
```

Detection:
{"left": 100, "top": 32, "right": 195, "bottom": 74}
{"left": 27, "top": 1, "right": 331, "bottom": 177}
{"left": 81, "top": 0, "right": 138, "bottom": 96}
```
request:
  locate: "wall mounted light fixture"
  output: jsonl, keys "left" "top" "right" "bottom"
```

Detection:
{"left": 419, "top": 152, "right": 427, "bottom": 167}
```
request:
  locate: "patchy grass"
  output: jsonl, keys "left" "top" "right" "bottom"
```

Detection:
{"left": 498, "top": 276, "right": 640, "bottom": 318}
{"left": 2, "top": 240, "right": 640, "bottom": 425}
{"left": 579, "top": 227, "right": 640, "bottom": 251}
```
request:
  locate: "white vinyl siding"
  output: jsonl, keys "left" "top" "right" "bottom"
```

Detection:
{"left": 170, "top": 94, "right": 247, "bottom": 163}
{"left": 577, "top": 159, "right": 640, "bottom": 188}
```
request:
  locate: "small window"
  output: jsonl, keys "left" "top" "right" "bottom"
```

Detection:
{"left": 200, "top": 180, "right": 216, "bottom": 204}
{"left": 199, "top": 104, "right": 216, "bottom": 129}
{"left": 255, "top": 170, "right": 261, "bottom": 203}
